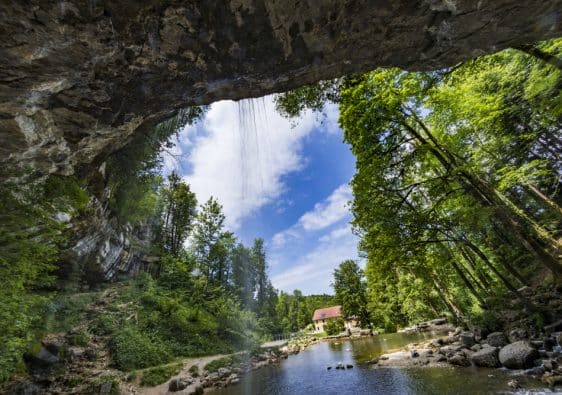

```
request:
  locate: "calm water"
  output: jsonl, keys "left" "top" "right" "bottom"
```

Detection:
{"left": 211, "top": 332, "right": 555, "bottom": 395}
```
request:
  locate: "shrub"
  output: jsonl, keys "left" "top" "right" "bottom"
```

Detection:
{"left": 204, "top": 353, "right": 248, "bottom": 373}
{"left": 324, "top": 318, "right": 345, "bottom": 336}
{"left": 140, "top": 363, "right": 182, "bottom": 387}
{"left": 109, "top": 326, "right": 172, "bottom": 371}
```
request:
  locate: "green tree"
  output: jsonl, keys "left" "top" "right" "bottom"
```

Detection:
{"left": 332, "top": 260, "right": 371, "bottom": 328}
{"left": 161, "top": 172, "right": 197, "bottom": 256}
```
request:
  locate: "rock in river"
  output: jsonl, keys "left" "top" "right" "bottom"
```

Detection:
{"left": 485, "top": 332, "right": 507, "bottom": 348}
{"left": 470, "top": 346, "right": 500, "bottom": 368}
{"left": 499, "top": 341, "right": 540, "bottom": 369}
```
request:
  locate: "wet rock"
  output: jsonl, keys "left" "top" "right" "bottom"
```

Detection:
{"left": 8, "top": 381, "right": 42, "bottom": 395}
{"left": 346, "top": 364, "right": 354, "bottom": 369}
{"left": 545, "top": 320, "right": 562, "bottom": 334}
{"left": 327, "top": 366, "right": 332, "bottom": 370}
{"left": 524, "top": 365, "right": 545, "bottom": 376}
{"left": 530, "top": 340, "right": 544, "bottom": 349}
{"left": 543, "top": 337, "right": 556, "bottom": 351}
{"left": 435, "top": 354, "right": 447, "bottom": 362}
{"left": 508, "top": 328, "right": 527, "bottom": 343}
{"left": 499, "top": 341, "right": 540, "bottom": 369}
{"left": 471, "top": 346, "right": 500, "bottom": 368}
{"left": 169, "top": 378, "right": 191, "bottom": 392}
{"left": 217, "top": 367, "right": 232, "bottom": 378}
{"left": 430, "top": 318, "right": 448, "bottom": 326}
{"left": 448, "top": 353, "right": 471, "bottom": 367}
{"left": 188, "top": 385, "right": 204, "bottom": 395}
{"left": 431, "top": 338, "right": 444, "bottom": 347}
{"left": 460, "top": 332, "right": 475, "bottom": 348}
{"left": 470, "top": 344, "right": 482, "bottom": 352}
{"left": 507, "top": 379, "right": 520, "bottom": 389}
{"left": 485, "top": 332, "right": 507, "bottom": 348}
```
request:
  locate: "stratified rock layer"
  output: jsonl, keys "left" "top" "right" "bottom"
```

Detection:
{"left": 1, "top": 0, "right": 561, "bottom": 178}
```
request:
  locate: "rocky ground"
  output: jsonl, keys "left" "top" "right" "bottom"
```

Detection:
{"left": 369, "top": 284, "right": 562, "bottom": 392}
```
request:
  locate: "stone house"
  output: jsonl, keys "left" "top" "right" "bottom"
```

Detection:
{"left": 312, "top": 305, "right": 357, "bottom": 333}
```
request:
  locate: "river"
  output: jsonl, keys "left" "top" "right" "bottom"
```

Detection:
{"left": 211, "top": 331, "right": 554, "bottom": 395}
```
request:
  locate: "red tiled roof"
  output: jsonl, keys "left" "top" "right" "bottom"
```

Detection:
{"left": 312, "top": 305, "right": 342, "bottom": 321}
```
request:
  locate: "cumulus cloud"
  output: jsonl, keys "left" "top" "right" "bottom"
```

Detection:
{"left": 272, "top": 183, "right": 352, "bottom": 247}
{"left": 270, "top": 230, "right": 359, "bottom": 293}
{"left": 318, "top": 224, "right": 352, "bottom": 243}
{"left": 167, "top": 95, "right": 337, "bottom": 229}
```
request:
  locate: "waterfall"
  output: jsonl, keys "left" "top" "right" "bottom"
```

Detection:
{"left": 236, "top": 97, "right": 269, "bottom": 201}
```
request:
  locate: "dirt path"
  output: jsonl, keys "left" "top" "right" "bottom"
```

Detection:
{"left": 124, "top": 353, "right": 233, "bottom": 395}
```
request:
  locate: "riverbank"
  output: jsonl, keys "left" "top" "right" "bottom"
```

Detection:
{"left": 368, "top": 326, "right": 562, "bottom": 391}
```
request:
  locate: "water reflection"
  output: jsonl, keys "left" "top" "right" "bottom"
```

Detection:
{"left": 211, "top": 332, "right": 550, "bottom": 395}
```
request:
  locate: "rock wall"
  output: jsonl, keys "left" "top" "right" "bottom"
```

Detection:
{"left": 1, "top": 0, "right": 561, "bottom": 179}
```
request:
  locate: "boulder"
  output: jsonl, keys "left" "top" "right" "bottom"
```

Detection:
{"left": 508, "top": 328, "right": 527, "bottom": 343}
{"left": 470, "top": 346, "right": 499, "bottom": 367}
{"left": 448, "top": 353, "right": 471, "bottom": 367}
{"left": 431, "top": 338, "right": 444, "bottom": 347}
{"left": 8, "top": 382, "right": 42, "bottom": 395}
{"left": 485, "top": 332, "right": 507, "bottom": 348}
{"left": 188, "top": 385, "right": 204, "bottom": 395}
{"left": 217, "top": 367, "right": 232, "bottom": 378}
{"left": 26, "top": 347, "right": 59, "bottom": 368}
{"left": 430, "top": 318, "right": 448, "bottom": 326}
{"left": 470, "top": 344, "right": 482, "bottom": 352}
{"left": 169, "top": 378, "right": 190, "bottom": 392}
{"left": 460, "top": 332, "right": 475, "bottom": 348}
{"left": 499, "top": 341, "right": 540, "bottom": 369}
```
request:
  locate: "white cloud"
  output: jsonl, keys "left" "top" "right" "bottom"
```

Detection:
{"left": 271, "top": 230, "right": 359, "bottom": 294}
{"left": 299, "top": 184, "right": 351, "bottom": 231}
{"left": 271, "top": 183, "right": 352, "bottom": 247}
{"left": 168, "top": 96, "right": 339, "bottom": 229}
{"left": 318, "top": 224, "right": 351, "bottom": 243}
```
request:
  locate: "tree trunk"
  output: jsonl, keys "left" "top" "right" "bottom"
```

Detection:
{"left": 526, "top": 184, "right": 562, "bottom": 217}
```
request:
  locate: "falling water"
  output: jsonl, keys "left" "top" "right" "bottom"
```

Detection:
{"left": 236, "top": 97, "right": 270, "bottom": 201}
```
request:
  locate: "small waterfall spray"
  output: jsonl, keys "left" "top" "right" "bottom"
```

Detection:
{"left": 236, "top": 97, "right": 269, "bottom": 201}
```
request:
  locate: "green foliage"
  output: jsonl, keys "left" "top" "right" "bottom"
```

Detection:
{"left": 160, "top": 172, "right": 198, "bottom": 255}
{"left": 67, "top": 329, "right": 90, "bottom": 347}
{"left": 109, "top": 326, "right": 173, "bottom": 371}
{"left": 44, "top": 175, "right": 89, "bottom": 212}
{"left": 0, "top": 175, "right": 67, "bottom": 382}
{"left": 204, "top": 353, "right": 248, "bottom": 373}
{"left": 107, "top": 106, "right": 206, "bottom": 225}
{"left": 275, "top": 79, "right": 340, "bottom": 118}
{"left": 324, "top": 318, "right": 345, "bottom": 336}
{"left": 140, "top": 363, "right": 182, "bottom": 386}
{"left": 332, "top": 260, "right": 371, "bottom": 328}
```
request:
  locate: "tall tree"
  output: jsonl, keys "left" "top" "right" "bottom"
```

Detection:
{"left": 332, "top": 260, "right": 371, "bottom": 328}
{"left": 161, "top": 172, "right": 197, "bottom": 256}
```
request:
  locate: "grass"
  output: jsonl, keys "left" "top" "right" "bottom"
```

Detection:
{"left": 204, "top": 353, "right": 248, "bottom": 373}
{"left": 140, "top": 363, "right": 182, "bottom": 387}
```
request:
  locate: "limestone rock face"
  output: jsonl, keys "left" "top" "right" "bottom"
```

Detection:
{"left": 1, "top": 1, "right": 561, "bottom": 180}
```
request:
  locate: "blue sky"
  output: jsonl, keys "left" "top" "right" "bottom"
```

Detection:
{"left": 162, "top": 95, "right": 360, "bottom": 295}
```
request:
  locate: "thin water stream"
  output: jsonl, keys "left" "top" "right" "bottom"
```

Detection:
{"left": 211, "top": 332, "right": 552, "bottom": 395}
